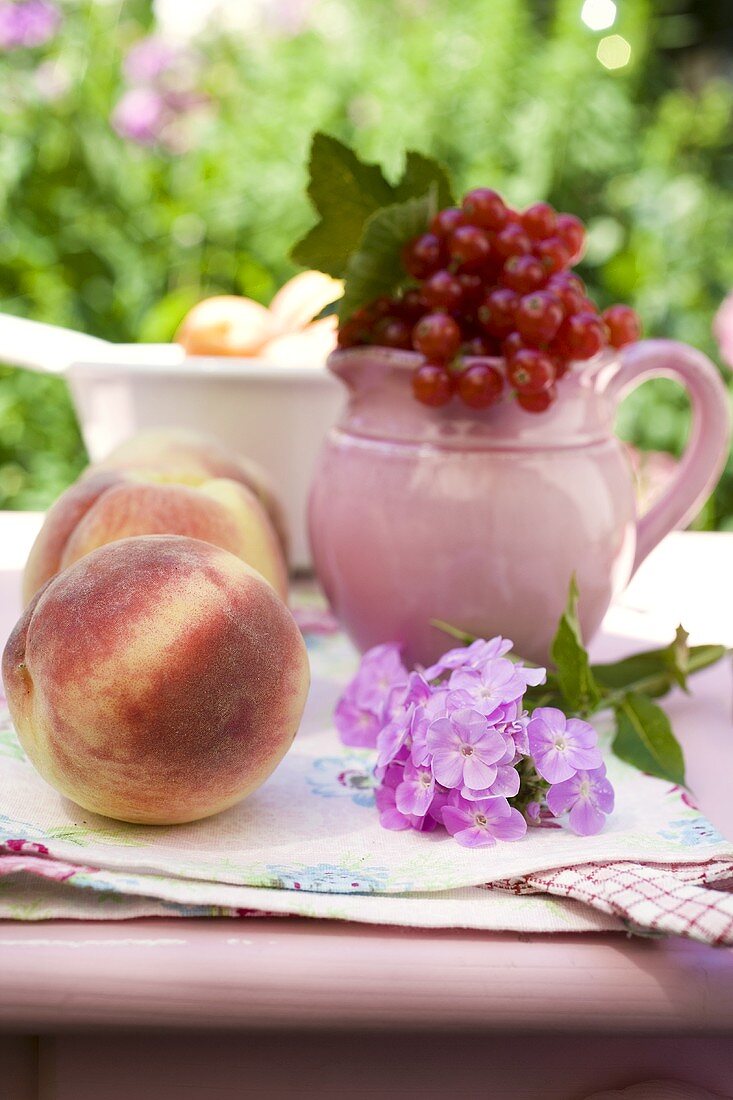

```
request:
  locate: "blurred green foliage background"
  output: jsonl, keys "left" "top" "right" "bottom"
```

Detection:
{"left": 0, "top": 0, "right": 732, "bottom": 522}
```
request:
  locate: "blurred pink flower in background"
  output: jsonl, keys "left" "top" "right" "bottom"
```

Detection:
{"left": 112, "top": 33, "right": 211, "bottom": 152}
{"left": 713, "top": 292, "right": 733, "bottom": 369}
{"left": 112, "top": 87, "right": 169, "bottom": 147}
{"left": 0, "top": 0, "right": 60, "bottom": 50}
{"left": 123, "top": 34, "right": 184, "bottom": 85}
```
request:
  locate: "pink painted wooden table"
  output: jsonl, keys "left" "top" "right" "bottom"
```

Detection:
{"left": 1, "top": 514, "right": 732, "bottom": 1100}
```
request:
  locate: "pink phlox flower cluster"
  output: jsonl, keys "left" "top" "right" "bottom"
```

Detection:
{"left": 337, "top": 639, "right": 615, "bottom": 845}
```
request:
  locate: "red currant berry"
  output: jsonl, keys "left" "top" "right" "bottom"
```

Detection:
{"left": 457, "top": 361, "right": 504, "bottom": 409}
{"left": 457, "top": 272, "right": 484, "bottom": 307}
{"left": 602, "top": 305, "right": 641, "bottom": 348}
{"left": 501, "top": 254, "right": 546, "bottom": 294}
{"left": 515, "top": 291, "right": 564, "bottom": 346}
{"left": 521, "top": 202, "right": 557, "bottom": 241}
{"left": 494, "top": 222, "right": 532, "bottom": 260}
{"left": 502, "top": 331, "right": 528, "bottom": 361}
{"left": 478, "top": 287, "right": 519, "bottom": 338}
{"left": 507, "top": 348, "right": 555, "bottom": 394}
{"left": 430, "top": 206, "right": 465, "bottom": 238}
{"left": 422, "top": 270, "right": 464, "bottom": 311}
{"left": 535, "top": 236, "right": 571, "bottom": 275}
{"left": 460, "top": 334, "right": 500, "bottom": 357}
{"left": 448, "top": 225, "right": 492, "bottom": 271}
{"left": 517, "top": 385, "right": 557, "bottom": 413}
{"left": 337, "top": 318, "right": 365, "bottom": 348}
{"left": 373, "top": 316, "right": 413, "bottom": 350}
{"left": 401, "top": 233, "right": 445, "bottom": 280}
{"left": 547, "top": 271, "right": 586, "bottom": 315}
{"left": 412, "top": 362, "right": 454, "bottom": 407}
{"left": 397, "top": 287, "right": 427, "bottom": 321}
{"left": 461, "top": 188, "right": 508, "bottom": 231}
{"left": 553, "top": 312, "right": 606, "bottom": 361}
{"left": 337, "top": 305, "right": 377, "bottom": 347}
{"left": 412, "top": 311, "right": 461, "bottom": 362}
{"left": 360, "top": 296, "right": 392, "bottom": 323}
{"left": 556, "top": 213, "right": 585, "bottom": 262}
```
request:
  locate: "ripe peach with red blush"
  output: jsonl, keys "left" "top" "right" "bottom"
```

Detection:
{"left": 23, "top": 469, "right": 288, "bottom": 604}
{"left": 93, "top": 428, "right": 289, "bottom": 557}
{"left": 3, "top": 536, "right": 310, "bottom": 825}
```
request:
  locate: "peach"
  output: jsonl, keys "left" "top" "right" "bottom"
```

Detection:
{"left": 175, "top": 295, "right": 275, "bottom": 357}
{"left": 23, "top": 471, "right": 288, "bottom": 605}
{"left": 261, "top": 316, "right": 337, "bottom": 368}
{"left": 3, "top": 536, "right": 310, "bottom": 825}
{"left": 93, "top": 428, "right": 289, "bottom": 558}
{"left": 269, "top": 271, "right": 342, "bottom": 333}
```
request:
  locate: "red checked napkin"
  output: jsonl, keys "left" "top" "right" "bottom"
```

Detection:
{"left": 490, "top": 859, "right": 733, "bottom": 945}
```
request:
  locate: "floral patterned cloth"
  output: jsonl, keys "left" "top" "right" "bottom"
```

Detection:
{"left": 1, "top": 628, "right": 732, "bottom": 942}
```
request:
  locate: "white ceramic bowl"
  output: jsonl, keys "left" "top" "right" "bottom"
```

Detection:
{"left": 0, "top": 314, "right": 343, "bottom": 568}
{"left": 66, "top": 357, "right": 344, "bottom": 569}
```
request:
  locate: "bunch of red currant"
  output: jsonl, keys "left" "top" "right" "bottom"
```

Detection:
{"left": 337, "top": 190, "right": 641, "bottom": 412}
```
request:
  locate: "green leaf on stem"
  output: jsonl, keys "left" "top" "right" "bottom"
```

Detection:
{"left": 430, "top": 619, "right": 477, "bottom": 645}
{"left": 592, "top": 631, "right": 727, "bottom": 700}
{"left": 612, "top": 691, "right": 686, "bottom": 786}
{"left": 291, "top": 133, "right": 395, "bottom": 277}
{"left": 339, "top": 191, "right": 438, "bottom": 321}
{"left": 549, "top": 576, "right": 601, "bottom": 715}
{"left": 393, "top": 150, "right": 455, "bottom": 209}
{"left": 291, "top": 133, "right": 455, "bottom": 285}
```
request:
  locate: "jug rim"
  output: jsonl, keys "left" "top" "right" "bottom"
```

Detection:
{"left": 326, "top": 345, "right": 621, "bottom": 450}
{"left": 328, "top": 344, "right": 614, "bottom": 377}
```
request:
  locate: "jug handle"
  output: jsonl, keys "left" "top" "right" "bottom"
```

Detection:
{"left": 595, "top": 339, "right": 731, "bottom": 574}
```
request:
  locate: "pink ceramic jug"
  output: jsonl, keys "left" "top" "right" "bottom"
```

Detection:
{"left": 308, "top": 341, "right": 730, "bottom": 665}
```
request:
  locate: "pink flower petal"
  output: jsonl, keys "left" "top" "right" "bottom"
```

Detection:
{"left": 490, "top": 807, "right": 527, "bottom": 841}
{"left": 453, "top": 825, "right": 497, "bottom": 848}
{"left": 395, "top": 771, "right": 434, "bottom": 817}
{"left": 488, "top": 764, "right": 521, "bottom": 798}
{"left": 379, "top": 807, "right": 412, "bottom": 830}
{"left": 533, "top": 744, "right": 577, "bottom": 783}
{"left": 568, "top": 798, "right": 607, "bottom": 836}
{"left": 566, "top": 742, "right": 604, "bottom": 772}
{"left": 545, "top": 776, "right": 578, "bottom": 817}
{"left": 461, "top": 754, "right": 497, "bottom": 791}
{"left": 474, "top": 796, "right": 512, "bottom": 822}
{"left": 427, "top": 716, "right": 461, "bottom": 752}
{"left": 565, "top": 717, "right": 600, "bottom": 747}
{"left": 592, "top": 774, "right": 615, "bottom": 815}
{"left": 432, "top": 749, "right": 465, "bottom": 789}
{"left": 442, "top": 805, "right": 474, "bottom": 835}
{"left": 473, "top": 726, "right": 508, "bottom": 760}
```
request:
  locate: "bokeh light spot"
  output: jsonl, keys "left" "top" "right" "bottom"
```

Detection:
{"left": 597, "top": 34, "right": 631, "bottom": 70}
{"left": 581, "top": 0, "right": 617, "bottom": 32}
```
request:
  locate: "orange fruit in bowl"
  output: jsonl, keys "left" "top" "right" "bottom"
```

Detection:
{"left": 261, "top": 316, "right": 338, "bottom": 367}
{"left": 176, "top": 296, "right": 275, "bottom": 357}
{"left": 269, "top": 271, "right": 343, "bottom": 334}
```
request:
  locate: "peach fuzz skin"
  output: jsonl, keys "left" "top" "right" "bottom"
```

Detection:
{"left": 22, "top": 470, "right": 288, "bottom": 606}
{"left": 3, "top": 536, "right": 310, "bottom": 825}
{"left": 93, "top": 428, "right": 289, "bottom": 559}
